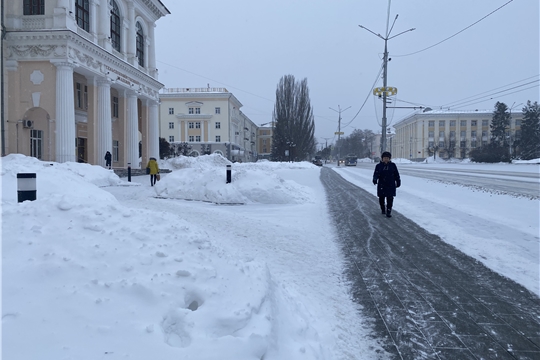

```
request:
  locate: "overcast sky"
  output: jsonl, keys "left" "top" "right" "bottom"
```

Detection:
{"left": 154, "top": 0, "right": 539, "bottom": 146}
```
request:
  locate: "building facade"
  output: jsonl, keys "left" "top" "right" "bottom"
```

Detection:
{"left": 391, "top": 109, "right": 523, "bottom": 160}
{"left": 257, "top": 122, "right": 273, "bottom": 160}
{"left": 2, "top": 0, "right": 169, "bottom": 168}
{"left": 159, "top": 87, "right": 259, "bottom": 162}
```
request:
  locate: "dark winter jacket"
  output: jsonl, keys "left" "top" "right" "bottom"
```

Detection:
{"left": 373, "top": 161, "right": 401, "bottom": 197}
{"left": 104, "top": 152, "right": 112, "bottom": 162}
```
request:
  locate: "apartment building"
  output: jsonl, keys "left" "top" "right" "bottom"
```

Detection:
{"left": 2, "top": 0, "right": 169, "bottom": 168}
{"left": 159, "top": 87, "right": 259, "bottom": 162}
{"left": 391, "top": 109, "right": 523, "bottom": 160}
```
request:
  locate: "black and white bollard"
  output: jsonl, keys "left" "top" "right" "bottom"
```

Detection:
{"left": 17, "top": 173, "right": 37, "bottom": 203}
{"left": 127, "top": 162, "right": 131, "bottom": 182}
{"left": 226, "top": 164, "right": 231, "bottom": 184}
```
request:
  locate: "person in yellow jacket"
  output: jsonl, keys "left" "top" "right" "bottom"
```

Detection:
{"left": 146, "top": 157, "right": 160, "bottom": 186}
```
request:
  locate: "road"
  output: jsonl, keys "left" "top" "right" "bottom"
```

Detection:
{"left": 320, "top": 167, "right": 540, "bottom": 359}
{"left": 353, "top": 162, "right": 539, "bottom": 198}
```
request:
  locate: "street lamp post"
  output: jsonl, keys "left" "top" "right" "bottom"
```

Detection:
{"left": 359, "top": 9, "right": 414, "bottom": 153}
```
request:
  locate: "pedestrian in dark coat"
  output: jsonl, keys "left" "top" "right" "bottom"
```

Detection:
{"left": 104, "top": 151, "right": 112, "bottom": 169}
{"left": 372, "top": 151, "right": 401, "bottom": 217}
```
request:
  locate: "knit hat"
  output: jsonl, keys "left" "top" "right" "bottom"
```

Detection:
{"left": 381, "top": 151, "right": 391, "bottom": 159}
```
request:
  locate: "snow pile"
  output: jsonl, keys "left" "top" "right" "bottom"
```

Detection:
{"left": 2, "top": 154, "right": 362, "bottom": 360}
{"left": 156, "top": 155, "right": 315, "bottom": 204}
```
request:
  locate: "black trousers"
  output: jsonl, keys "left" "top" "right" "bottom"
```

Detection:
{"left": 379, "top": 196, "right": 394, "bottom": 210}
{"left": 106, "top": 161, "right": 111, "bottom": 168}
{"left": 150, "top": 174, "right": 157, "bottom": 185}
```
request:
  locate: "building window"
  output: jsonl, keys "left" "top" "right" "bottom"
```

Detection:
{"left": 169, "top": 136, "right": 174, "bottom": 142}
{"left": 188, "top": 122, "right": 194, "bottom": 129}
{"left": 450, "top": 131, "right": 455, "bottom": 140}
{"left": 460, "top": 140, "right": 466, "bottom": 148}
{"left": 438, "top": 140, "right": 445, "bottom": 147}
{"left": 196, "top": 108, "right": 201, "bottom": 114}
{"left": 450, "top": 120, "right": 456, "bottom": 127}
{"left": 76, "top": 0, "right": 90, "bottom": 32}
{"left": 136, "top": 22, "right": 144, "bottom": 67}
{"left": 113, "top": 140, "right": 119, "bottom": 161}
{"left": 112, "top": 96, "right": 119, "bottom": 117}
{"left": 428, "top": 121, "right": 434, "bottom": 127}
{"left": 460, "top": 131, "right": 466, "bottom": 140}
{"left": 471, "top": 130, "right": 477, "bottom": 139}
{"left": 168, "top": 122, "right": 174, "bottom": 129}
{"left": 76, "top": 83, "right": 82, "bottom": 108}
{"left": 471, "top": 120, "right": 477, "bottom": 126}
{"left": 439, "top": 120, "right": 445, "bottom": 127}
{"left": 460, "top": 120, "right": 467, "bottom": 127}
{"left": 195, "top": 136, "right": 201, "bottom": 142}
{"left": 188, "top": 135, "right": 194, "bottom": 142}
{"left": 215, "top": 122, "right": 221, "bottom": 129}
{"left": 110, "top": 0, "right": 121, "bottom": 52}
{"left": 195, "top": 122, "right": 201, "bottom": 129}
{"left": 168, "top": 107, "right": 174, "bottom": 115}
{"left": 188, "top": 108, "right": 194, "bottom": 114}
{"left": 439, "top": 131, "right": 445, "bottom": 138}
{"left": 24, "top": 0, "right": 44, "bottom": 15}
{"left": 471, "top": 140, "right": 477, "bottom": 148}
{"left": 216, "top": 135, "right": 221, "bottom": 142}
{"left": 428, "top": 131, "right": 434, "bottom": 138}
{"left": 30, "top": 129, "right": 43, "bottom": 159}
{"left": 482, "top": 119, "right": 489, "bottom": 126}
{"left": 515, "top": 120, "right": 521, "bottom": 126}
{"left": 428, "top": 141, "right": 434, "bottom": 148}
{"left": 215, "top": 107, "right": 221, "bottom": 114}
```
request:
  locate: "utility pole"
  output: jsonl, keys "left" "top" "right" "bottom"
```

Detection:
{"left": 359, "top": 3, "right": 414, "bottom": 154}
{"left": 329, "top": 105, "right": 351, "bottom": 166}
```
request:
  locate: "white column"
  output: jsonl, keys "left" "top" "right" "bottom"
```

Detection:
{"left": 126, "top": 91, "right": 139, "bottom": 167}
{"left": 89, "top": 0, "right": 97, "bottom": 38}
{"left": 54, "top": 62, "right": 76, "bottom": 163}
{"left": 148, "top": 100, "right": 159, "bottom": 159}
{"left": 148, "top": 23, "right": 157, "bottom": 77}
{"left": 97, "top": 79, "right": 112, "bottom": 167}
{"left": 127, "top": 1, "right": 136, "bottom": 65}
{"left": 98, "top": 0, "right": 111, "bottom": 50}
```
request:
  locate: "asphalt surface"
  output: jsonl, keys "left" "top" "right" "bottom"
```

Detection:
{"left": 320, "top": 167, "right": 540, "bottom": 360}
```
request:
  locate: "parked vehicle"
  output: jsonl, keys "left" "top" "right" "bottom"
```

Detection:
{"left": 313, "top": 155, "right": 323, "bottom": 166}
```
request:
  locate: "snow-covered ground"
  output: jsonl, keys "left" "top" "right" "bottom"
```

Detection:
{"left": 2, "top": 154, "right": 538, "bottom": 359}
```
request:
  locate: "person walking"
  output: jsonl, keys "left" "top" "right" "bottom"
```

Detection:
{"left": 372, "top": 151, "right": 401, "bottom": 218}
{"left": 146, "top": 157, "right": 160, "bottom": 186}
{"left": 104, "top": 151, "right": 112, "bottom": 169}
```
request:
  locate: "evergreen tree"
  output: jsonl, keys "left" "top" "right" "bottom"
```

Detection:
{"left": 490, "top": 102, "right": 510, "bottom": 146}
{"left": 271, "top": 75, "right": 316, "bottom": 161}
{"left": 159, "top": 137, "right": 170, "bottom": 159}
{"left": 519, "top": 101, "right": 540, "bottom": 160}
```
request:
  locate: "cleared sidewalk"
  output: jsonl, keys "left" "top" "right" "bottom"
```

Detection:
{"left": 321, "top": 167, "right": 540, "bottom": 360}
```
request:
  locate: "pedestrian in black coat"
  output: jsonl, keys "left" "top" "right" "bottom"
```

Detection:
{"left": 104, "top": 151, "right": 112, "bottom": 169}
{"left": 372, "top": 151, "right": 401, "bottom": 217}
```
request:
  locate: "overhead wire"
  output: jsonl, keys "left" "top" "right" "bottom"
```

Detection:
{"left": 392, "top": 0, "right": 514, "bottom": 57}
{"left": 440, "top": 75, "right": 539, "bottom": 107}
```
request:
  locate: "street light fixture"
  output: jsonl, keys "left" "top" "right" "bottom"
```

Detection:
{"left": 359, "top": 12, "right": 415, "bottom": 154}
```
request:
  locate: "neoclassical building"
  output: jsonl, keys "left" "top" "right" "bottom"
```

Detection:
{"left": 391, "top": 109, "right": 524, "bottom": 160}
{"left": 2, "top": 0, "right": 169, "bottom": 168}
{"left": 159, "top": 87, "right": 260, "bottom": 162}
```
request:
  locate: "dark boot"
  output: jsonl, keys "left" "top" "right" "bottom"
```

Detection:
{"left": 386, "top": 208, "right": 392, "bottom": 218}
{"left": 381, "top": 206, "right": 386, "bottom": 215}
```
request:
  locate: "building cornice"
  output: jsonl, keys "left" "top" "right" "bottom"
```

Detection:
{"left": 6, "top": 30, "right": 164, "bottom": 98}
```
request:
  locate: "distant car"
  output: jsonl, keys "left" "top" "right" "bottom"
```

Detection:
{"left": 313, "top": 158, "right": 323, "bottom": 166}
{"left": 345, "top": 156, "right": 357, "bottom": 166}
{"left": 338, "top": 159, "right": 345, "bottom": 165}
